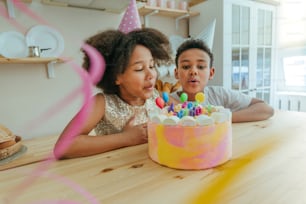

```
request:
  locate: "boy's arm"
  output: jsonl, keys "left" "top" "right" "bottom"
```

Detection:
{"left": 232, "top": 98, "right": 274, "bottom": 123}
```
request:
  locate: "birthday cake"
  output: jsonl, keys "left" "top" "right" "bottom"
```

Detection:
{"left": 147, "top": 92, "right": 232, "bottom": 170}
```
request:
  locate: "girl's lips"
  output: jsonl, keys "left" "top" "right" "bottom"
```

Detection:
{"left": 144, "top": 84, "right": 154, "bottom": 90}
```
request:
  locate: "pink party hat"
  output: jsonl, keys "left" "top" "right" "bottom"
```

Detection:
{"left": 118, "top": 0, "right": 141, "bottom": 33}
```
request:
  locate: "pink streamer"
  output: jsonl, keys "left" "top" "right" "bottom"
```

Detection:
{"left": 12, "top": 0, "right": 50, "bottom": 25}
{"left": 26, "top": 171, "right": 100, "bottom": 204}
{"left": 2, "top": 1, "right": 106, "bottom": 203}
{"left": 0, "top": 5, "right": 27, "bottom": 32}
{"left": 30, "top": 201, "right": 81, "bottom": 204}
{"left": 6, "top": 45, "right": 104, "bottom": 204}
{"left": 53, "top": 44, "right": 105, "bottom": 158}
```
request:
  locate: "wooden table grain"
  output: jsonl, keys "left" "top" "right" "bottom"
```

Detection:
{"left": 1, "top": 110, "right": 306, "bottom": 204}
{"left": 0, "top": 135, "right": 56, "bottom": 171}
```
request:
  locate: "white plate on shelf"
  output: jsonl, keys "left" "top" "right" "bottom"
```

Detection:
{"left": 0, "top": 31, "right": 28, "bottom": 58}
{"left": 26, "top": 25, "right": 65, "bottom": 57}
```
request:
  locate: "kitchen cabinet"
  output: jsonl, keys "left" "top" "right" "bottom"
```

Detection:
{"left": 190, "top": 0, "right": 277, "bottom": 104}
{"left": 0, "top": 57, "right": 63, "bottom": 78}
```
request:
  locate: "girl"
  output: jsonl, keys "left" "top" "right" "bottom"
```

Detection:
{"left": 54, "top": 28, "right": 172, "bottom": 159}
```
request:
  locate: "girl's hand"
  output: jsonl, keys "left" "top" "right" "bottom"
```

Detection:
{"left": 121, "top": 116, "right": 148, "bottom": 146}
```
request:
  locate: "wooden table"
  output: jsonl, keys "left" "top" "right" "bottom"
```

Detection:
{"left": 0, "top": 135, "right": 56, "bottom": 171}
{"left": 1, "top": 110, "right": 306, "bottom": 204}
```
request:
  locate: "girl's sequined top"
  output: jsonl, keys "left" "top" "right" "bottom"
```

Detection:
{"left": 95, "top": 89, "right": 159, "bottom": 135}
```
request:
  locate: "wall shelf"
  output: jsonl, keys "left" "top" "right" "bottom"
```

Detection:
{"left": 138, "top": 5, "right": 200, "bottom": 28}
{"left": 188, "top": 0, "right": 207, "bottom": 7}
{"left": 138, "top": 5, "right": 200, "bottom": 18}
{"left": 136, "top": 0, "right": 207, "bottom": 7}
{"left": 0, "top": 57, "right": 61, "bottom": 64}
{"left": 0, "top": 57, "right": 63, "bottom": 78}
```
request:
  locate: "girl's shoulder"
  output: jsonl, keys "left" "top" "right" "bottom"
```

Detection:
{"left": 96, "top": 92, "right": 122, "bottom": 107}
{"left": 92, "top": 93, "right": 106, "bottom": 110}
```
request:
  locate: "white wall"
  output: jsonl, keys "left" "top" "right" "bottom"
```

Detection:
{"left": 272, "top": 0, "right": 306, "bottom": 112}
{"left": 276, "top": 0, "right": 306, "bottom": 48}
{"left": 0, "top": 0, "right": 188, "bottom": 139}
{"left": 189, "top": 0, "right": 224, "bottom": 86}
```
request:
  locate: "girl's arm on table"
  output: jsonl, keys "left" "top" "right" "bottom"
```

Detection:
{"left": 54, "top": 94, "right": 147, "bottom": 159}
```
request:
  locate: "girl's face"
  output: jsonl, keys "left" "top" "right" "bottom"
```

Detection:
{"left": 116, "top": 45, "right": 157, "bottom": 105}
{"left": 174, "top": 48, "right": 215, "bottom": 101}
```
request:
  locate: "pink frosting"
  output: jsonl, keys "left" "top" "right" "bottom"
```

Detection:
{"left": 148, "top": 121, "right": 232, "bottom": 170}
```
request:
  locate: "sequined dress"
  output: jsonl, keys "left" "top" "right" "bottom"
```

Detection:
{"left": 95, "top": 90, "right": 159, "bottom": 135}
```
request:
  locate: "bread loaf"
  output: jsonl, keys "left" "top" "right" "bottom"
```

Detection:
{"left": 155, "top": 79, "right": 163, "bottom": 92}
{"left": 0, "top": 124, "right": 14, "bottom": 143}
{"left": 171, "top": 81, "right": 181, "bottom": 92}
{"left": 0, "top": 138, "right": 16, "bottom": 149}
{"left": 0, "top": 124, "right": 22, "bottom": 160}
{"left": 162, "top": 82, "right": 172, "bottom": 93}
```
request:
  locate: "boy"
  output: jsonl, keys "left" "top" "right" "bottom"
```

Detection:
{"left": 170, "top": 39, "right": 274, "bottom": 122}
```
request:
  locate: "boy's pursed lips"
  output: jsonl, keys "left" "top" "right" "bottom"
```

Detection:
{"left": 187, "top": 78, "right": 199, "bottom": 83}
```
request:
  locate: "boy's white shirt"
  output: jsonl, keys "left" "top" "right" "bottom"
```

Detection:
{"left": 170, "top": 86, "right": 252, "bottom": 112}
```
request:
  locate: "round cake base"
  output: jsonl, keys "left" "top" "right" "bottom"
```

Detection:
{"left": 148, "top": 121, "right": 232, "bottom": 170}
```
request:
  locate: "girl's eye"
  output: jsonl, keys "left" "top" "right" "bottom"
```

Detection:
{"left": 135, "top": 68, "right": 143, "bottom": 72}
{"left": 134, "top": 65, "right": 143, "bottom": 71}
{"left": 135, "top": 65, "right": 155, "bottom": 71}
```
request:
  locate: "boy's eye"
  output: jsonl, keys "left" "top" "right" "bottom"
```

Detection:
{"left": 198, "top": 65, "right": 207, "bottom": 69}
{"left": 181, "top": 65, "right": 190, "bottom": 70}
{"left": 181, "top": 64, "right": 207, "bottom": 70}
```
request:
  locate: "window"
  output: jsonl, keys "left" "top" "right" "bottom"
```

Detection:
{"left": 278, "top": 47, "right": 306, "bottom": 92}
{"left": 283, "top": 56, "right": 306, "bottom": 87}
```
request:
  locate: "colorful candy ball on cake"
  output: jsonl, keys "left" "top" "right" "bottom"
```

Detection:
{"left": 155, "top": 97, "right": 165, "bottom": 109}
{"left": 195, "top": 92, "right": 205, "bottom": 103}
{"left": 180, "top": 92, "right": 188, "bottom": 102}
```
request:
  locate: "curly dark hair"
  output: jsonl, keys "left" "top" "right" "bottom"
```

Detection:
{"left": 175, "top": 39, "right": 214, "bottom": 68}
{"left": 82, "top": 28, "right": 172, "bottom": 95}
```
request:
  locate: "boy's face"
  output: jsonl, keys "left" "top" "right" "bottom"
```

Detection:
{"left": 175, "top": 48, "right": 215, "bottom": 100}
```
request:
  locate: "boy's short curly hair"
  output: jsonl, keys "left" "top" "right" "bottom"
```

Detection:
{"left": 82, "top": 28, "right": 172, "bottom": 95}
{"left": 175, "top": 39, "right": 214, "bottom": 68}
